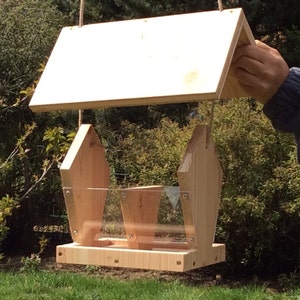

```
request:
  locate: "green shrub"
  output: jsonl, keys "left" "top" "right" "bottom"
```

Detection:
{"left": 0, "top": 195, "right": 19, "bottom": 248}
{"left": 210, "top": 99, "right": 300, "bottom": 276}
{"left": 97, "top": 99, "right": 300, "bottom": 276}
{"left": 104, "top": 117, "right": 196, "bottom": 187}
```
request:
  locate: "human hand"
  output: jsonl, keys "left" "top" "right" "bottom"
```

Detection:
{"left": 232, "top": 40, "right": 289, "bottom": 104}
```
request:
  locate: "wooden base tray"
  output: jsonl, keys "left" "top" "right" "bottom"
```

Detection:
{"left": 56, "top": 240, "right": 225, "bottom": 272}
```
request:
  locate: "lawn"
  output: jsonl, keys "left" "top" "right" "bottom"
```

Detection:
{"left": 0, "top": 269, "right": 299, "bottom": 300}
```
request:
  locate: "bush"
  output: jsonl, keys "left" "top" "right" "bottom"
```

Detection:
{"left": 209, "top": 99, "right": 300, "bottom": 276}
{"left": 0, "top": 195, "right": 19, "bottom": 247}
{"left": 96, "top": 99, "right": 300, "bottom": 276}
{"left": 101, "top": 117, "right": 196, "bottom": 187}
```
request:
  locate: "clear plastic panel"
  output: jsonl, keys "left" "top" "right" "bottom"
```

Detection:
{"left": 62, "top": 186, "right": 194, "bottom": 250}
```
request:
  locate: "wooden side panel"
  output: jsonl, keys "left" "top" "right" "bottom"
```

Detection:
{"left": 120, "top": 186, "right": 163, "bottom": 250}
{"left": 29, "top": 8, "right": 254, "bottom": 112}
{"left": 60, "top": 124, "right": 110, "bottom": 245}
{"left": 177, "top": 125, "right": 223, "bottom": 256}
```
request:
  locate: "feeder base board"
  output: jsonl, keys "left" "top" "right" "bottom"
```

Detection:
{"left": 56, "top": 241, "right": 225, "bottom": 272}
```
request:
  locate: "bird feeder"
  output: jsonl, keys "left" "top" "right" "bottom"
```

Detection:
{"left": 29, "top": 8, "right": 254, "bottom": 272}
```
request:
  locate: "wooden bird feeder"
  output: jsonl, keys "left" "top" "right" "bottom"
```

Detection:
{"left": 29, "top": 8, "right": 254, "bottom": 272}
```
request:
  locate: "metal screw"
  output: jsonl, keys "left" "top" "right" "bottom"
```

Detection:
{"left": 66, "top": 190, "right": 71, "bottom": 196}
{"left": 182, "top": 193, "right": 188, "bottom": 199}
{"left": 121, "top": 191, "right": 126, "bottom": 198}
{"left": 73, "top": 230, "right": 78, "bottom": 235}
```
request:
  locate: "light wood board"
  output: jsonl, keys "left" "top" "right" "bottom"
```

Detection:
{"left": 178, "top": 125, "right": 223, "bottom": 259}
{"left": 29, "top": 8, "right": 254, "bottom": 112}
{"left": 60, "top": 124, "right": 110, "bottom": 244}
{"left": 57, "top": 242, "right": 225, "bottom": 272}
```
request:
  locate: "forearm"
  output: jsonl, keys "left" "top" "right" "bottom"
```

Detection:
{"left": 263, "top": 67, "right": 300, "bottom": 161}
{"left": 263, "top": 67, "right": 300, "bottom": 132}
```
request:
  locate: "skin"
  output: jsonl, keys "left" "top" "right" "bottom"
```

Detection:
{"left": 232, "top": 40, "right": 290, "bottom": 105}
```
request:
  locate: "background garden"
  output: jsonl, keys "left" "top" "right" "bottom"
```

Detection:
{"left": 1, "top": 0, "right": 300, "bottom": 282}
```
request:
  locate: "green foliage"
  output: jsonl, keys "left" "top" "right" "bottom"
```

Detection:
{"left": 279, "top": 27, "right": 300, "bottom": 67}
{"left": 239, "top": 0, "right": 300, "bottom": 35}
{"left": 20, "top": 235, "right": 49, "bottom": 273}
{"left": 103, "top": 118, "right": 195, "bottom": 186}
{"left": 0, "top": 195, "right": 19, "bottom": 245}
{"left": 0, "top": 0, "right": 67, "bottom": 104}
{"left": 207, "top": 99, "right": 300, "bottom": 275}
{"left": 76, "top": 0, "right": 217, "bottom": 23}
{"left": 0, "top": 0, "right": 77, "bottom": 253}
{"left": 1, "top": 271, "right": 299, "bottom": 299}
{"left": 20, "top": 253, "right": 42, "bottom": 273}
{"left": 278, "top": 271, "right": 300, "bottom": 292}
{"left": 43, "top": 127, "right": 76, "bottom": 160}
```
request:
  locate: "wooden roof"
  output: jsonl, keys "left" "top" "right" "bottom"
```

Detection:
{"left": 29, "top": 8, "right": 254, "bottom": 112}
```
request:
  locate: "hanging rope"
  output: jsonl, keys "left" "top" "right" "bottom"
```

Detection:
{"left": 78, "top": 0, "right": 85, "bottom": 127}
{"left": 206, "top": 0, "right": 224, "bottom": 146}
{"left": 218, "top": 0, "right": 224, "bottom": 11}
{"left": 79, "top": 0, "right": 85, "bottom": 27}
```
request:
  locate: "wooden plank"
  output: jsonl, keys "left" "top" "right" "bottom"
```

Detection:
{"left": 56, "top": 242, "right": 225, "bottom": 272}
{"left": 60, "top": 124, "right": 110, "bottom": 245}
{"left": 177, "top": 125, "right": 223, "bottom": 256}
{"left": 29, "top": 8, "right": 254, "bottom": 112}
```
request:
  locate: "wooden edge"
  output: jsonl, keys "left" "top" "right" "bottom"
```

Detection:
{"left": 177, "top": 125, "right": 206, "bottom": 173}
{"left": 29, "top": 92, "right": 217, "bottom": 112}
{"left": 56, "top": 242, "right": 225, "bottom": 272}
{"left": 219, "top": 8, "right": 255, "bottom": 98}
{"left": 60, "top": 124, "right": 94, "bottom": 171}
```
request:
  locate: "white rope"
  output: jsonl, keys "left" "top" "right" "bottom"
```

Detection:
{"left": 205, "top": 1, "right": 223, "bottom": 145}
{"left": 79, "top": 0, "right": 85, "bottom": 27}
{"left": 78, "top": 0, "right": 85, "bottom": 127}
{"left": 218, "top": 0, "right": 224, "bottom": 11}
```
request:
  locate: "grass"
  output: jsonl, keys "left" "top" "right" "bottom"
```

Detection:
{"left": 0, "top": 270, "right": 299, "bottom": 300}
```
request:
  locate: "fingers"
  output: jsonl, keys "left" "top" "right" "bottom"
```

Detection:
{"left": 232, "top": 41, "right": 269, "bottom": 64}
{"left": 231, "top": 40, "right": 289, "bottom": 104}
{"left": 234, "top": 55, "right": 263, "bottom": 77}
